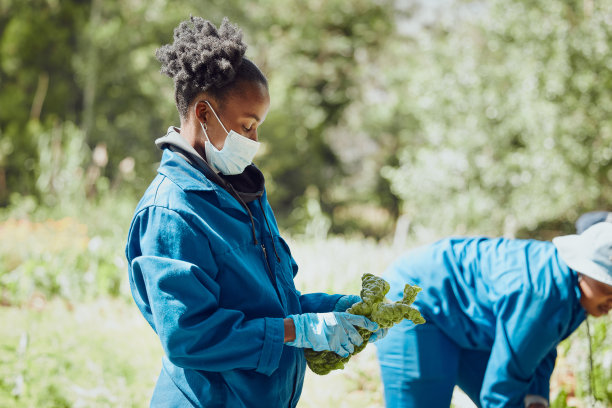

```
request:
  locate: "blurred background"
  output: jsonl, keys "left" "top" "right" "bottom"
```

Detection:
{"left": 0, "top": 0, "right": 611, "bottom": 406}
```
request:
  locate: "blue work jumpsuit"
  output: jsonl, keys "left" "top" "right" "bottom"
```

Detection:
{"left": 376, "top": 237, "right": 585, "bottom": 408}
{"left": 125, "top": 148, "right": 340, "bottom": 407}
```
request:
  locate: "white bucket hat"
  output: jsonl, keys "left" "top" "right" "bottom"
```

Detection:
{"left": 553, "top": 221, "right": 612, "bottom": 286}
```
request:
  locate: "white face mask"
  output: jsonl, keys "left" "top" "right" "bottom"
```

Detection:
{"left": 197, "top": 101, "right": 260, "bottom": 175}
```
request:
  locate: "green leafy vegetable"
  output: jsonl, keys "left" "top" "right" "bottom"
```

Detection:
{"left": 304, "top": 273, "right": 425, "bottom": 375}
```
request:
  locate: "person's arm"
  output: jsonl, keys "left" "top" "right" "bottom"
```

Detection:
{"left": 299, "top": 292, "right": 343, "bottom": 313}
{"left": 523, "top": 349, "right": 556, "bottom": 408}
{"left": 129, "top": 206, "right": 285, "bottom": 376}
{"left": 480, "top": 290, "right": 563, "bottom": 408}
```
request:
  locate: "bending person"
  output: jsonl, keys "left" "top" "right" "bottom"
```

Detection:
{"left": 376, "top": 222, "right": 612, "bottom": 408}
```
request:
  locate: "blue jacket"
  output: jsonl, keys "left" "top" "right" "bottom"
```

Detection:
{"left": 125, "top": 148, "right": 340, "bottom": 407}
{"left": 382, "top": 237, "right": 586, "bottom": 408}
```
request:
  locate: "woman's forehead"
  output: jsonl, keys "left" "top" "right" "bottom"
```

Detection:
{"left": 225, "top": 82, "right": 270, "bottom": 119}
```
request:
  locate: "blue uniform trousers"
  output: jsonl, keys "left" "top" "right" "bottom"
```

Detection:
{"left": 377, "top": 321, "right": 490, "bottom": 408}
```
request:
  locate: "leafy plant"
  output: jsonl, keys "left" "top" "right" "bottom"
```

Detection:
{"left": 304, "top": 273, "right": 424, "bottom": 375}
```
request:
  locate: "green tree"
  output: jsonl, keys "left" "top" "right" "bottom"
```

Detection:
{"left": 0, "top": 0, "right": 89, "bottom": 204}
{"left": 0, "top": 0, "right": 232, "bottom": 205}
{"left": 0, "top": 0, "right": 399, "bottom": 237}
{"left": 382, "top": 0, "right": 612, "bottom": 237}
{"left": 247, "top": 0, "right": 395, "bottom": 234}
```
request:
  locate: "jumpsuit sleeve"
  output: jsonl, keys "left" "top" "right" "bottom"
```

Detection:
{"left": 299, "top": 293, "right": 343, "bottom": 313}
{"left": 480, "top": 290, "right": 564, "bottom": 408}
{"left": 526, "top": 348, "right": 557, "bottom": 402}
{"left": 128, "top": 206, "right": 285, "bottom": 376}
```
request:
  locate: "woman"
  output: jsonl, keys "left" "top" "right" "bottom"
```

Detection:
{"left": 125, "top": 17, "right": 383, "bottom": 407}
{"left": 376, "top": 221, "right": 612, "bottom": 408}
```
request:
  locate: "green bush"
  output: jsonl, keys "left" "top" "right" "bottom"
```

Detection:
{"left": 0, "top": 215, "right": 128, "bottom": 305}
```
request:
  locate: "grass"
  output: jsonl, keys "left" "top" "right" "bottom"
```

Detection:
{"left": 0, "top": 299, "right": 161, "bottom": 408}
{"left": 0, "top": 228, "right": 610, "bottom": 407}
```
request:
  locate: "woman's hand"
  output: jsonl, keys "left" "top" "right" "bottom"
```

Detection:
{"left": 284, "top": 312, "right": 379, "bottom": 357}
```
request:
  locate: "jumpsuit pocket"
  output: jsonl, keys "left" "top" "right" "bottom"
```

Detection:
{"left": 273, "top": 236, "right": 298, "bottom": 286}
{"left": 272, "top": 235, "right": 302, "bottom": 314}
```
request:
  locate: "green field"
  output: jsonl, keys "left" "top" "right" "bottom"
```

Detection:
{"left": 1, "top": 227, "right": 610, "bottom": 407}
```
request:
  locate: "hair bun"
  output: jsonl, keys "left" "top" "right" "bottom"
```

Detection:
{"left": 156, "top": 17, "right": 247, "bottom": 93}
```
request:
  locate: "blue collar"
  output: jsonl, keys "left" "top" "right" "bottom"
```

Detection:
{"left": 158, "top": 149, "right": 217, "bottom": 192}
{"left": 158, "top": 149, "right": 249, "bottom": 212}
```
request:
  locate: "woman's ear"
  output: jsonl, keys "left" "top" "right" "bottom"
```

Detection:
{"left": 193, "top": 100, "right": 209, "bottom": 125}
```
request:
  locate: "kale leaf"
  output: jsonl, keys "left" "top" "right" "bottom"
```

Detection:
{"left": 304, "top": 273, "right": 425, "bottom": 375}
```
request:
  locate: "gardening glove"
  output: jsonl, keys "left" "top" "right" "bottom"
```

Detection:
{"left": 333, "top": 295, "right": 362, "bottom": 312}
{"left": 368, "top": 327, "right": 389, "bottom": 343}
{"left": 286, "top": 312, "right": 379, "bottom": 357}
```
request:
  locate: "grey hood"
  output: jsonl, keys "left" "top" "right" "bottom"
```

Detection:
{"left": 155, "top": 126, "right": 215, "bottom": 176}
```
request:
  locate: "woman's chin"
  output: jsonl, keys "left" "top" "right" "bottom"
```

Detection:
{"left": 587, "top": 306, "right": 608, "bottom": 317}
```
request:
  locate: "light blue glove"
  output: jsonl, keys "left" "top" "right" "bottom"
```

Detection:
{"left": 286, "top": 312, "right": 379, "bottom": 357}
{"left": 368, "top": 327, "right": 389, "bottom": 343}
{"left": 333, "top": 295, "right": 362, "bottom": 312}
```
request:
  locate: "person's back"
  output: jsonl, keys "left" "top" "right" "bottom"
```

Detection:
{"left": 377, "top": 236, "right": 585, "bottom": 408}
{"left": 383, "top": 237, "right": 582, "bottom": 350}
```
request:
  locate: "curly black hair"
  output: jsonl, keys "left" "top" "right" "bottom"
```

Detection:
{"left": 156, "top": 16, "right": 268, "bottom": 118}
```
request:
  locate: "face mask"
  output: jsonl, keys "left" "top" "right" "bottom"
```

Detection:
{"left": 197, "top": 101, "right": 260, "bottom": 175}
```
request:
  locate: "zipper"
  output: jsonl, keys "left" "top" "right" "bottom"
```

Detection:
{"left": 226, "top": 184, "right": 258, "bottom": 245}
{"left": 227, "top": 185, "right": 282, "bottom": 305}
{"left": 258, "top": 198, "right": 281, "bottom": 262}
{"left": 261, "top": 244, "right": 275, "bottom": 284}
{"left": 261, "top": 243, "right": 283, "bottom": 303}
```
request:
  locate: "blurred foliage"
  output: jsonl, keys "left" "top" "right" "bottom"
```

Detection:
{"left": 552, "top": 317, "right": 612, "bottom": 408}
{"left": 382, "top": 0, "right": 612, "bottom": 237}
{"left": 0, "top": 300, "right": 161, "bottom": 407}
{"left": 1, "top": 0, "right": 610, "bottom": 238}
{"left": 0, "top": 204, "right": 134, "bottom": 306}
{"left": 588, "top": 319, "right": 612, "bottom": 404}
{"left": 248, "top": 0, "right": 396, "bottom": 234}
{"left": 1, "top": 2, "right": 611, "bottom": 405}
